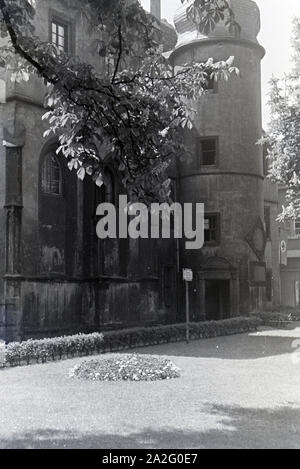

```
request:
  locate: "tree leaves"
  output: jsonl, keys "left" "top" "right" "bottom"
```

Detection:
{"left": 0, "top": 0, "right": 240, "bottom": 202}
{"left": 263, "top": 19, "right": 300, "bottom": 218}
{"left": 182, "top": 0, "right": 241, "bottom": 37}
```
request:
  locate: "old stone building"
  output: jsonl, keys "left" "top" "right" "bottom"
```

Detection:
{"left": 0, "top": 0, "right": 281, "bottom": 342}
{"left": 278, "top": 186, "right": 300, "bottom": 309}
{"left": 171, "top": 0, "right": 280, "bottom": 320}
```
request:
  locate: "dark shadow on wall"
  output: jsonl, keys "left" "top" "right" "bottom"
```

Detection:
{"left": 0, "top": 404, "right": 299, "bottom": 449}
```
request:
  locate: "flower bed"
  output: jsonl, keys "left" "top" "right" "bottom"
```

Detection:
{"left": 69, "top": 354, "right": 181, "bottom": 382}
{"left": 2, "top": 316, "right": 262, "bottom": 368}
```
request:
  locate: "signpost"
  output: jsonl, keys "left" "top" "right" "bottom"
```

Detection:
{"left": 183, "top": 268, "right": 193, "bottom": 344}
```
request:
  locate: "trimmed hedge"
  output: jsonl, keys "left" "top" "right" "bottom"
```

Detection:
{"left": 4, "top": 333, "right": 104, "bottom": 367}
{"left": 100, "top": 317, "right": 262, "bottom": 351}
{"left": 259, "top": 310, "right": 300, "bottom": 326}
{"left": 2, "top": 317, "right": 262, "bottom": 368}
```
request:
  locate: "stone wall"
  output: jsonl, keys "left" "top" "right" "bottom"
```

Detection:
{"left": 171, "top": 32, "right": 271, "bottom": 316}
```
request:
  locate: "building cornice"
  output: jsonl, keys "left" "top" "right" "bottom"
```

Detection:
{"left": 170, "top": 37, "right": 265, "bottom": 63}
{"left": 178, "top": 170, "right": 265, "bottom": 181}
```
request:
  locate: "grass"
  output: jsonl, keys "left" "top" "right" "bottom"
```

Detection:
{"left": 0, "top": 324, "right": 300, "bottom": 449}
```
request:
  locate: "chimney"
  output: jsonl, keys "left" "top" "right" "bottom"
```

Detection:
{"left": 150, "top": 0, "right": 161, "bottom": 21}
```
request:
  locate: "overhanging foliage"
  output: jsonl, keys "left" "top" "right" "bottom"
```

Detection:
{"left": 0, "top": 0, "right": 239, "bottom": 201}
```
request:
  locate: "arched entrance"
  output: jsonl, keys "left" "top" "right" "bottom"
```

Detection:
{"left": 199, "top": 257, "right": 239, "bottom": 320}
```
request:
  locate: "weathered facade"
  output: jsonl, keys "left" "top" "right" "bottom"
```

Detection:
{"left": 0, "top": 0, "right": 281, "bottom": 342}
{"left": 278, "top": 187, "right": 300, "bottom": 308}
{"left": 170, "top": 0, "right": 280, "bottom": 320}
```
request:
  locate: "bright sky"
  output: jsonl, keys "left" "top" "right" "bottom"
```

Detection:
{"left": 141, "top": 0, "right": 300, "bottom": 128}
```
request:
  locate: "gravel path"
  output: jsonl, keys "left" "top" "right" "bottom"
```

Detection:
{"left": 0, "top": 325, "right": 300, "bottom": 449}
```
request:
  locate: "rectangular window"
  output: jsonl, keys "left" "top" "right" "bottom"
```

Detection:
{"left": 52, "top": 20, "right": 68, "bottom": 52}
{"left": 204, "top": 77, "right": 217, "bottom": 93}
{"left": 204, "top": 214, "right": 220, "bottom": 245}
{"left": 287, "top": 218, "right": 300, "bottom": 239}
{"left": 295, "top": 219, "right": 300, "bottom": 238}
{"left": 197, "top": 138, "right": 218, "bottom": 167}
{"left": 264, "top": 206, "right": 271, "bottom": 240}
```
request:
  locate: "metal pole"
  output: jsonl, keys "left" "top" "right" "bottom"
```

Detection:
{"left": 186, "top": 281, "right": 190, "bottom": 344}
{"left": 4, "top": 303, "right": 8, "bottom": 345}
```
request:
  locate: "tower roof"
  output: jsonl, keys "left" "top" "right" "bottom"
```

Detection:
{"left": 174, "top": 0, "right": 261, "bottom": 50}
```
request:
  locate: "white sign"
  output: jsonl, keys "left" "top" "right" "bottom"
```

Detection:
{"left": 280, "top": 240, "right": 287, "bottom": 253}
{"left": 183, "top": 268, "right": 193, "bottom": 282}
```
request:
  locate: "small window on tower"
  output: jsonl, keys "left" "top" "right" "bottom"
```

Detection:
{"left": 204, "top": 77, "right": 217, "bottom": 93}
{"left": 204, "top": 214, "right": 220, "bottom": 245}
{"left": 197, "top": 137, "right": 218, "bottom": 167}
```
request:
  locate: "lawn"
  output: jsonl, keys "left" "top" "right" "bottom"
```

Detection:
{"left": 0, "top": 324, "right": 300, "bottom": 449}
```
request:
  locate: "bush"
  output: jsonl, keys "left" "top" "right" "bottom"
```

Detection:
{"left": 70, "top": 354, "right": 181, "bottom": 382}
{"left": 3, "top": 317, "right": 261, "bottom": 367}
{"left": 4, "top": 332, "right": 104, "bottom": 367}
{"left": 258, "top": 311, "right": 300, "bottom": 326}
{"left": 101, "top": 317, "right": 262, "bottom": 351}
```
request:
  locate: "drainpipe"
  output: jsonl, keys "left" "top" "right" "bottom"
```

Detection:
{"left": 150, "top": 0, "right": 161, "bottom": 21}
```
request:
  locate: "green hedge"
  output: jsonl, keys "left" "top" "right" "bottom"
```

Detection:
{"left": 101, "top": 317, "right": 262, "bottom": 351}
{"left": 258, "top": 310, "right": 300, "bottom": 326}
{"left": 4, "top": 333, "right": 104, "bottom": 367}
{"left": 2, "top": 317, "right": 262, "bottom": 368}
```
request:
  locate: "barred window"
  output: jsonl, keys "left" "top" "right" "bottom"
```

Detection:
{"left": 41, "top": 153, "right": 62, "bottom": 195}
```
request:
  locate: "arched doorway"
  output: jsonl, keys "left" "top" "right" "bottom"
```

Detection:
{"left": 199, "top": 257, "right": 239, "bottom": 320}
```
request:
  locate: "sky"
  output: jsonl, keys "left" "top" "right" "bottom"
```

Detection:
{"left": 141, "top": 0, "right": 300, "bottom": 128}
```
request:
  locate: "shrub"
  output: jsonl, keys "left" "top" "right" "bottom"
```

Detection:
{"left": 258, "top": 311, "right": 296, "bottom": 326}
{"left": 4, "top": 332, "right": 104, "bottom": 367}
{"left": 3, "top": 317, "right": 261, "bottom": 367}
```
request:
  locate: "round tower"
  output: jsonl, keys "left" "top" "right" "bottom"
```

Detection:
{"left": 171, "top": 0, "right": 266, "bottom": 317}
